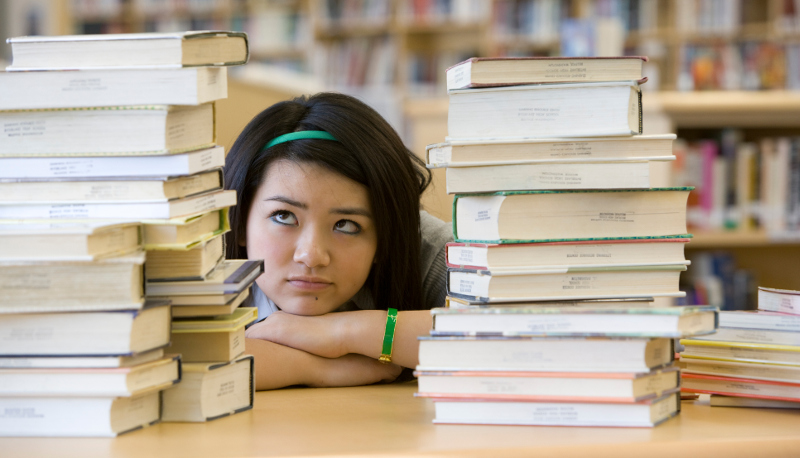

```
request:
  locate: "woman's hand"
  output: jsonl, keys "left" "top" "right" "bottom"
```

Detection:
{"left": 245, "top": 338, "right": 402, "bottom": 390}
{"left": 246, "top": 309, "right": 432, "bottom": 368}
{"left": 310, "top": 353, "right": 403, "bottom": 387}
{"left": 245, "top": 310, "right": 351, "bottom": 359}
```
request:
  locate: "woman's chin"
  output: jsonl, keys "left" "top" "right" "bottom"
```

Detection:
{"left": 276, "top": 297, "right": 339, "bottom": 316}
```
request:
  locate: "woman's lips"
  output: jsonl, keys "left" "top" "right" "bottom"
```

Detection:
{"left": 287, "top": 277, "right": 332, "bottom": 291}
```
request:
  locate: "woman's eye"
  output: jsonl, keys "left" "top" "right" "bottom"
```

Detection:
{"left": 334, "top": 219, "right": 361, "bottom": 235}
{"left": 270, "top": 210, "right": 298, "bottom": 226}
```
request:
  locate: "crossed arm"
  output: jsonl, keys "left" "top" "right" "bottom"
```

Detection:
{"left": 244, "top": 310, "right": 433, "bottom": 391}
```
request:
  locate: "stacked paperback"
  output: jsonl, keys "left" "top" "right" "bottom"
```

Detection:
{"left": 681, "top": 287, "right": 800, "bottom": 408}
{"left": 148, "top": 259, "right": 262, "bottom": 423}
{"left": 416, "top": 56, "right": 716, "bottom": 427}
{"left": 0, "top": 31, "right": 254, "bottom": 437}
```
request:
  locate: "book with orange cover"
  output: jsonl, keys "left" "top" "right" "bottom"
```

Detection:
{"left": 415, "top": 365, "right": 679, "bottom": 403}
{"left": 682, "top": 373, "right": 800, "bottom": 402}
{"left": 431, "top": 391, "right": 680, "bottom": 427}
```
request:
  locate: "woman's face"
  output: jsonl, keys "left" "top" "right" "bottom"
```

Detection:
{"left": 245, "top": 159, "right": 378, "bottom": 316}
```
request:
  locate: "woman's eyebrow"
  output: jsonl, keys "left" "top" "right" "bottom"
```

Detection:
{"left": 265, "top": 196, "right": 306, "bottom": 209}
{"left": 331, "top": 207, "right": 372, "bottom": 218}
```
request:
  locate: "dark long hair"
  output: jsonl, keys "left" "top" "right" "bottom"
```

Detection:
{"left": 224, "top": 92, "right": 431, "bottom": 312}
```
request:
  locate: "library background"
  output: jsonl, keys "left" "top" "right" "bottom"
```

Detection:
{"left": 3, "top": 0, "right": 800, "bottom": 311}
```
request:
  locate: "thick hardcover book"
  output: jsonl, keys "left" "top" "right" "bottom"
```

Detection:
{"left": 415, "top": 365, "right": 680, "bottom": 402}
{"left": 445, "top": 237, "right": 690, "bottom": 271}
{"left": 0, "top": 104, "right": 215, "bottom": 157}
{"left": 443, "top": 160, "right": 661, "bottom": 194}
{"left": 0, "top": 169, "right": 223, "bottom": 204}
{"left": 0, "top": 253, "right": 145, "bottom": 313}
{"left": 431, "top": 391, "right": 680, "bottom": 427}
{"left": 452, "top": 188, "right": 692, "bottom": 243}
{"left": 0, "top": 189, "right": 236, "bottom": 220}
{"left": 447, "top": 81, "right": 642, "bottom": 140}
{"left": 0, "top": 67, "right": 227, "bottom": 109}
{"left": 446, "top": 265, "right": 686, "bottom": 303}
{"left": 446, "top": 56, "right": 647, "bottom": 90}
{"left": 430, "top": 305, "right": 717, "bottom": 338}
{"left": 426, "top": 134, "right": 676, "bottom": 168}
{"left": 0, "top": 300, "right": 170, "bottom": 356}
{"left": 417, "top": 336, "right": 675, "bottom": 372}
{"left": 0, "top": 221, "right": 142, "bottom": 261}
{"left": 0, "top": 146, "right": 225, "bottom": 179}
{"left": 6, "top": 31, "right": 249, "bottom": 71}
{"left": 161, "top": 354, "right": 255, "bottom": 422}
{"left": 0, "top": 355, "right": 180, "bottom": 397}
{"left": 681, "top": 373, "right": 800, "bottom": 402}
{"left": 0, "top": 391, "right": 161, "bottom": 437}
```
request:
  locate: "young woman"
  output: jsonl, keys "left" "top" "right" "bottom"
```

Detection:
{"left": 224, "top": 92, "right": 453, "bottom": 390}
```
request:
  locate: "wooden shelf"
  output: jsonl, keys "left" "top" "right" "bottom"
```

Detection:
{"left": 314, "top": 23, "right": 394, "bottom": 39}
{"left": 249, "top": 49, "right": 307, "bottom": 60}
{"left": 400, "top": 21, "right": 483, "bottom": 34}
{"left": 646, "top": 91, "right": 800, "bottom": 127}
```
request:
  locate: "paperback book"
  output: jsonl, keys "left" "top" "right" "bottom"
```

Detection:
{"left": 452, "top": 188, "right": 691, "bottom": 243}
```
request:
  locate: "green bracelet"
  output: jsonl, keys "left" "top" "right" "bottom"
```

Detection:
{"left": 379, "top": 308, "right": 398, "bottom": 364}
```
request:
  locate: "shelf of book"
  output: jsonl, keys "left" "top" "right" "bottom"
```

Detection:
{"left": 650, "top": 91, "right": 800, "bottom": 127}
{"left": 12, "top": 0, "right": 798, "bottom": 98}
{"left": 686, "top": 230, "right": 800, "bottom": 249}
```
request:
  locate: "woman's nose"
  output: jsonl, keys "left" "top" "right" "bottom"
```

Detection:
{"left": 293, "top": 227, "right": 331, "bottom": 268}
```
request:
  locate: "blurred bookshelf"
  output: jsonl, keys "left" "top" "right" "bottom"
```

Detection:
{"left": 3, "top": 0, "right": 800, "bottom": 308}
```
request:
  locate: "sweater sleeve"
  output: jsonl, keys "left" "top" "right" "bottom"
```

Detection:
{"left": 419, "top": 211, "right": 454, "bottom": 310}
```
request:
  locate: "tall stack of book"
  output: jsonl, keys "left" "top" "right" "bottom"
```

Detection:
{"left": 680, "top": 287, "right": 800, "bottom": 409}
{"left": 416, "top": 56, "right": 716, "bottom": 427}
{"left": 0, "top": 31, "right": 256, "bottom": 436}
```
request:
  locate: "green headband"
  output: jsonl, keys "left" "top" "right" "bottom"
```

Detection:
{"left": 262, "top": 130, "right": 339, "bottom": 151}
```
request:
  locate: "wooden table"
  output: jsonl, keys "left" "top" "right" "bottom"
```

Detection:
{"left": 4, "top": 382, "right": 800, "bottom": 457}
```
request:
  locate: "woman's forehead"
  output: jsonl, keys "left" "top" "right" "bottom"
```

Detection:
{"left": 258, "top": 160, "right": 372, "bottom": 212}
